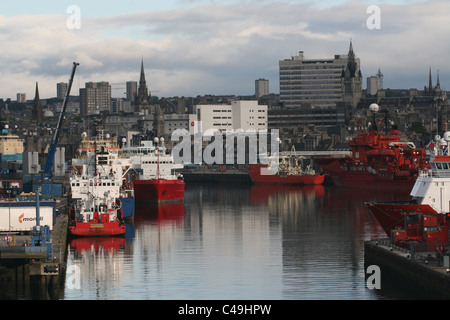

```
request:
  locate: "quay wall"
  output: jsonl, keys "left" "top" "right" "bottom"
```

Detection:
{"left": 365, "top": 240, "right": 450, "bottom": 298}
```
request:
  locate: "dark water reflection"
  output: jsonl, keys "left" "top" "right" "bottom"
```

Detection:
{"left": 61, "top": 184, "right": 420, "bottom": 300}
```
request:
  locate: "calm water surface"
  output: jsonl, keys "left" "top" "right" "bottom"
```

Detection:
{"left": 62, "top": 183, "right": 413, "bottom": 300}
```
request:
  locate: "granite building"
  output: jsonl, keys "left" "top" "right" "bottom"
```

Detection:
{"left": 79, "top": 81, "right": 112, "bottom": 116}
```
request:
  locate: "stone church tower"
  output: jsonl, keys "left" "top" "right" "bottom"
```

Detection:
{"left": 341, "top": 41, "right": 363, "bottom": 110}
{"left": 153, "top": 105, "right": 166, "bottom": 139}
{"left": 136, "top": 59, "right": 166, "bottom": 139}
{"left": 136, "top": 59, "right": 151, "bottom": 114}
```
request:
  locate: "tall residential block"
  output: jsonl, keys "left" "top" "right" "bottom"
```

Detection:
{"left": 279, "top": 41, "right": 362, "bottom": 109}
{"left": 255, "top": 78, "right": 269, "bottom": 99}
{"left": 57, "top": 82, "right": 68, "bottom": 100}
{"left": 126, "top": 81, "right": 137, "bottom": 103}
{"left": 16, "top": 93, "right": 26, "bottom": 103}
{"left": 79, "top": 81, "right": 112, "bottom": 116}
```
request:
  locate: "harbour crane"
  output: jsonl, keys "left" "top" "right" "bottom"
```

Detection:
{"left": 43, "top": 62, "right": 79, "bottom": 177}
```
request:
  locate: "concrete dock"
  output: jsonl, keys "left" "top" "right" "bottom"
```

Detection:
{"left": 365, "top": 238, "right": 450, "bottom": 298}
{"left": 0, "top": 199, "right": 69, "bottom": 299}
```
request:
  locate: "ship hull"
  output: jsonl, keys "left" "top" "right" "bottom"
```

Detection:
{"left": 366, "top": 202, "right": 437, "bottom": 235}
{"left": 247, "top": 164, "right": 325, "bottom": 185}
{"left": 313, "top": 158, "right": 417, "bottom": 189}
{"left": 133, "top": 179, "right": 185, "bottom": 202}
{"left": 69, "top": 222, "right": 126, "bottom": 237}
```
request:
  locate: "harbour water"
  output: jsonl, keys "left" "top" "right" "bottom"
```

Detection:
{"left": 53, "top": 183, "right": 441, "bottom": 301}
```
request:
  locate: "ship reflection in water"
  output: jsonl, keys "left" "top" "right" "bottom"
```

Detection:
{"left": 63, "top": 184, "right": 420, "bottom": 300}
{"left": 134, "top": 201, "right": 186, "bottom": 225}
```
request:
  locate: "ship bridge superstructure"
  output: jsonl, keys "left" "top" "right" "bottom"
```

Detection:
{"left": 410, "top": 132, "right": 450, "bottom": 213}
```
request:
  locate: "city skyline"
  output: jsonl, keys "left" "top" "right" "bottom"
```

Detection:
{"left": 0, "top": 0, "right": 448, "bottom": 101}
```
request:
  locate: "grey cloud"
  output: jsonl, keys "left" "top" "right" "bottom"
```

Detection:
{"left": 1, "top": 0, "right": 449, "bottom": 99}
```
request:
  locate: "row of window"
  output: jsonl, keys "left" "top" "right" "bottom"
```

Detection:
{"left": 212, "top": 123, "right": 266, "bottom": 126}
{"left": 435, "top": 162, "right": 450, "bottom": 170}
{"left": 280, "top": 78, "right": 341, "bottom": 83}
{"left": 280, "top": 66, "right": 344, "bottom": 71}
{"left": 280, "top": 96, "right": 341, "bottom": 101}
{"left": 280, "top": 86, "right": 342, "bottom": 91}
{"left": 142, "top": 161, "right": 173, "bottom": 164}
{"left": 72, "top": 182, "right": 116, "bottom": 187}
{"left": 280, "top": 70, "right": 343, "bottom": 75}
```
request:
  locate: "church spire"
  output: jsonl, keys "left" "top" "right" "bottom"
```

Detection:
{"left": 137, "top": 58, "right": 151, "bottom": 112}
{"left": 429, "top": 67, "right": 433, "bottom": 92}
{"left": 437, "top": 69, "right": 441, "bottom": 90}
{"left": 32, "top": 81, "right": 43, "bottom": 123}
{"left": 140, "top": 58, "right": 146, "bottom": 84}
{"left": 346, "top": 39, "right": 357, "bottom": 77}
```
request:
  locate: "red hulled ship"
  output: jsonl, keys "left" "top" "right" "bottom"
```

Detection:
{"left": 248, "top": 147, "right": 325, "bottom": 185}
{"left": 129, "top": 137, "right": 185, "bottom": 203}
{"left": 247, "top": 164, "right": 325, "bottom": 185}
{"left": 133, "top": 178, "right": 185, "bottom": 202}
{"left": 68, "top": 129, "right": 134, "bottom": 237}
{"left": 312, "top": 104, "right": 429, "bottom": 190}
{"left": 68, "top": 196, "right": 126, "bottom": 237}
{"left": 366, "top": 133, "right": 450, "bottom": 252}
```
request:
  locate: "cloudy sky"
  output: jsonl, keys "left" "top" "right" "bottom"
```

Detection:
{"left": 0, "top": 0, "right": 448, "bottom": 100}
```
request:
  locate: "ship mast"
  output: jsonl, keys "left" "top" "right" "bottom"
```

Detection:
{"left": 155, "top": 137, "right": 161, "bottom": 179}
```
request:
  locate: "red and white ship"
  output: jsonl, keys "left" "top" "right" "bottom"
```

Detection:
{"left": 68, "top": 131, "right": 134, "bottom": 237}
{"left": 68, "top": 196, "right": 126, "bottom": 237}
{"left": 124, "top": 137, "right": 185, "bottom": 202}
{"left": 248, "top": 147, "right": 325, "bottom": 185}
{"left": 312, "top": 104, "right": 429, "bottom": 190}
{"left": 366, "top": 132, "right": 450, "bottom": 252}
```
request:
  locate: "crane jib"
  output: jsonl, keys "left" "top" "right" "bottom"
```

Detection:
{"left": 43, "top": 62, "right": 79, "bottom": 176}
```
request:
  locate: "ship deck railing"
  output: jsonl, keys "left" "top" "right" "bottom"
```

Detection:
{"left": 419, "top": 169, "right": 450, "bottom": 178}
{"left": 374, "top": 237, "right": 438, "bottom": 262}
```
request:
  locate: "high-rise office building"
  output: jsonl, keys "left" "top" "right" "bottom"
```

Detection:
{"left": 279, "top": 41, "right": 362, "bottom": 109}
{"left": 255, "top": 78, "right": 269, "bottom": 99}
{"left": 79, "top": 81, "right": 111, "bottom": 116}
